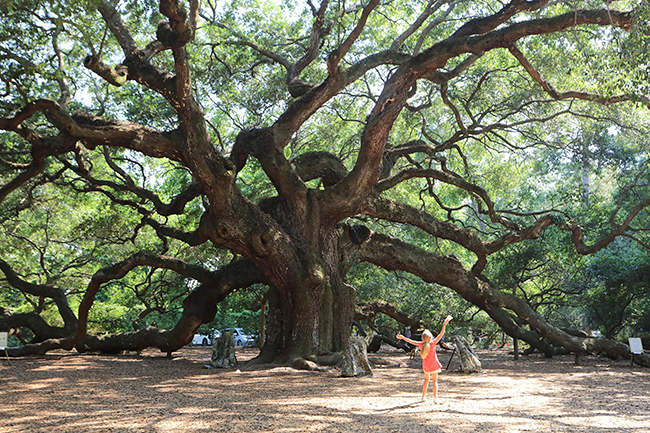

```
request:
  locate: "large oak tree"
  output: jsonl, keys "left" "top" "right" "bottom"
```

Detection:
{"left": 1, "top": 0, "right": 649, "bottom": 367}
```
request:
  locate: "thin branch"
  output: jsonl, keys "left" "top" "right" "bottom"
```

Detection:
{"left": 328, "top": 0, "right": 379, "bottom": 75}
{"left": 509, "top": 43, "right": 650, "bottom": 108}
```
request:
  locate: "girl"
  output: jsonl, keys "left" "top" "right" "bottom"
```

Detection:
{"left": 397, "top": 315, "right": 452, "bottom": 403}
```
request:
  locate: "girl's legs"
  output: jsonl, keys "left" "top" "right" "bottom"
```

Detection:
{"left": 431, "top": 371, "right": 439, "bottom": 403}
{"left": 422, "top": 372, "right": 431, "bottom": 401}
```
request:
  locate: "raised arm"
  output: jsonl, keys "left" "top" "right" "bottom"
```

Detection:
{"left": 434, "top": 315, "right": 453, "bottom": 344}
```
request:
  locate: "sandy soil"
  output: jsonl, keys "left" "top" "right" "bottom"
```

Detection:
{"left": 1, "top": 345, "right": 649, "bottom": 433}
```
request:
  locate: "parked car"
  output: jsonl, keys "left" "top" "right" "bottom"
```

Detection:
{"left": 222, "top": 328, "right": 254, "bottom": 347}
{"left": 191, "top": 330, "right": 221, "bottom": 346}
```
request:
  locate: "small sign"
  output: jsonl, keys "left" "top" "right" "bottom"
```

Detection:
{"left": 0, "top": 332, "right": 7, "bottom": 348}
{"left": 629, "top": 338, "right": 644, "bottom": 355}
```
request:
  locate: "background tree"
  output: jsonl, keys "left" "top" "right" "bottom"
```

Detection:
{"left": 1, "top": 0, "right": 649, "bottom": 366}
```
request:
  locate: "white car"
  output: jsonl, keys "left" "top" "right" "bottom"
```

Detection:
{"left": 192, "top": 331, "right": 221, "bottom": 346}
{"left": 223, "top": 328, "right": 254, "bottom": 347}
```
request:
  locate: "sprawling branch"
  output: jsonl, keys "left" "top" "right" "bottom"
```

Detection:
{"left": 74, "top": 259, "right": 264, "bottom": 354}
{"left": 334, "top": 8, "right": 633, "bottom": 210}
{"left": 143, "top": 213, "right": 211, "bottom": 247}
{"left": 347, "top": 230, "right": 650, "bottom": 366}
{"left": 1, "top": 99, "right": 182, "bottom": 162}
{"left": 61, "top": 152, "right": 203, "bottom": 217}
{"left": 484, "top": 215, "right": 556, "bottom": 256}
{"left": 390, "top": 0, "right": 452, "bottom": 53}
{"left": 3, "top": 253, "right": 264, "bottom": 356}
{"left": 232, "top": 127, "right": 309, "bottom": 219}
{"left": 94, "top": 0, "right": 176, "bottom": 97}
{"left": 69, "top": 253, "right": 209, "bottom": 346}
{"left": 0, "top": 102, "right": 83, "bottom": 203}
{"left": 0, "top": 157, "right": 46, "bottom": 204}
{"left": 375, "top": 167, "right": 519, "bottom": 230}
{"left": 509, "top": 43, "right": 650, "bottom": 108}
{"left": 363, "top": 196, "right": 488, "bottom": 258}
{"left": 83, "top": 55, "right": 128, "bottom": 87}
{"left": 287, "top": 0, "right": 329, "bottom": 96}
{"left": 452, "top": 0, "right": 552, "bottom": 38}
{"left": 274, "top": 50, "right": 410, "bottom": 146}
{"left": 0, "top": 258, "right": 77, "bottom": 338}
{"left": 564, "top": 199, "right": 650, "bottom": 255}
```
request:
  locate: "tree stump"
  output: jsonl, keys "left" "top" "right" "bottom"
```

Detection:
{"left": 205, "top": 331, "right": 237, "bottom": 369}
{"left": 454, "top": 335, "right": 482, "bottom": 373}
{"left": 340, "top": 335, "right": 373, "bottom": 377}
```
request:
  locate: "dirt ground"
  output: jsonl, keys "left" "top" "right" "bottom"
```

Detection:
{"left": 1, "top": 345, "right": 649, "bottom": 433}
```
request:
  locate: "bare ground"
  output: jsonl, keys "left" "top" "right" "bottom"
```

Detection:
{"left": 1, "top": 345, "right": 649, "bottom": 433}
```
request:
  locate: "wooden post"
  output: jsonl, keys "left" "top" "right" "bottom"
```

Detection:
{"left": 445, "top": 347, "right": 456, "bottom": 370}
{"left": 260, "top": 296, "right": 267, "bottom": 349}
{"left": 513, "top": 338, "right": 519, "bottom": 360}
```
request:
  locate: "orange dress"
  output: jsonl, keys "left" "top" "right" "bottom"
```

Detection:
{"left": 417, "top": 341, "right": 442, "bottom": 373}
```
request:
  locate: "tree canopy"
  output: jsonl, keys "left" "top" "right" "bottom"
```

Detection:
{"left": 1, "top": 0, "right": 649, "bottom": 367}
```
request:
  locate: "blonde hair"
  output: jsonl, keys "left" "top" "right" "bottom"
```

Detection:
{"left": 422, "top": 330, "right": 433, "bottom": 342}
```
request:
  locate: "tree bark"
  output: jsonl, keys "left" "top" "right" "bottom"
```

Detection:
{"left": 206, "top": 331, "right": 237, "bottom": 369}
{"left": 454, "top": 336, "right": 482, "bottom": 373}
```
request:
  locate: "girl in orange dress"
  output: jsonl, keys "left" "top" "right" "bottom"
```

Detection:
{"left": 397, "top": 315, "right": 452, "bottom": 403}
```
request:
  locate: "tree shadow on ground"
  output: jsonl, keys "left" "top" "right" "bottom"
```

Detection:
{"left": 1, "top": 347, "right": 649, "bottom": 432}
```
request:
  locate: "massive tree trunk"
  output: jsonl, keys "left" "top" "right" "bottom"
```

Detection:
{"left": 252, "top": 226, "right": 356, "bottom": 363}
